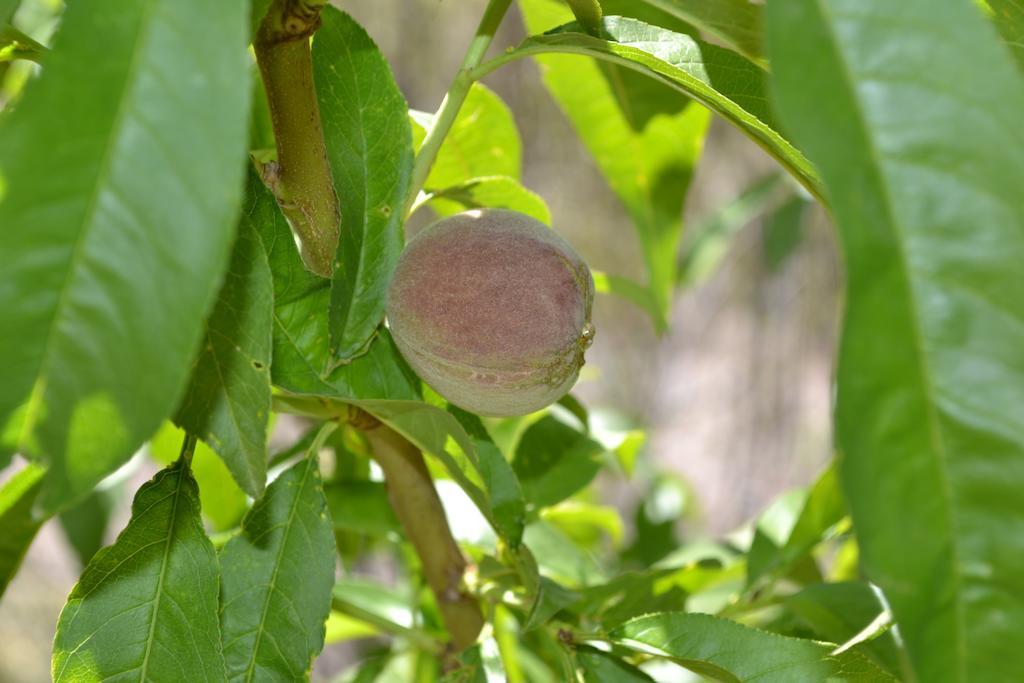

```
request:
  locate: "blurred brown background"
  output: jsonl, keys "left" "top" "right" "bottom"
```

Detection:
{"left": 0, "top": 1, "right": 841, "bottom": 680}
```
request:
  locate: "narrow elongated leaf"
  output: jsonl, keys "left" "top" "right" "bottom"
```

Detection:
{"left": 0, "top": 0, "right": 249, "bottom": 511}
{"left": 633, "top": 0, "right": 764, "bottom": 64}
{"left": 516, "top": 8, "right": 819, "bottom": 201}
{"left": 678, "top": 173, "right": 788, "bottom": 286}
{"left": 314, "top": 8, "right": 413, "bottom": 361}
{"left": 612, "top": 612, "right": 898, "bottom": 682}
{"left": 176, "top": 217, "right": 273, "bottom": 498}
{"left": 592, "top": 270, "right": 666, "bottom": 333}
{"left": 52, "top": 459, "right": 225, "bottom": 682}
{"left": 246, "top": 172, "right": 420, "bottom": 401}
{"left": 787, "top": 582, "right": 905, "bottom": 678}
{"left": 428, "top": 176, "right": 552, "bottom": 225}
{"left": 767, "top": 1, "right": 1024, "bottom": 679}
{"left": 520, "top": 1, "right": 709, "bottom": 314}
{"left": 219, "top": 446, "right": 335, "bottom": 682}
{"left": 0, "top": 462, "right": 45, "bottom": 597}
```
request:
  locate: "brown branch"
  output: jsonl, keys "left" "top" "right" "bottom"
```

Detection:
{"left": 355, "top": 410, "right": 484, "bottom": 651}
{"left": 253, "top": 0, "right": 339, "bottom": 277}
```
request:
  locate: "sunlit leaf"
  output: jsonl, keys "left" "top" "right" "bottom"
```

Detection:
{"left": 176, "top": 215, "right": 273, "bottom": 498}
{"left": 612, "top": 612, "right": 898, "bottom": 682}
{"left": 52, "top": 459, "right": 225, "bottom": 681}
{"left": 0, "top": 0, "right": 250, "bottom": 511}
{"left": 219, "top": 444, "right": 335, "bottom": 682}
{"left": 0, "top": 462, "right": 45, "bottom": 597}
{"left": 768, "top": 0, "right": 1024, "bottom": 678}
{"left": 315, "top": 8, "right": 413, "bottom": 361}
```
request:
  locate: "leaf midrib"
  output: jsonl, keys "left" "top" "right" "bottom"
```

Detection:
{"left": 809, "top": 0, "right": 965, "bottom": 677}
{"left": 17, "top": 0, "right": 159, "bottom": 451}
{"left": 139, "top": 463, "right": 187, "bottom": 680}
{"left": 241, "top": 453, "right": 317, "bottom": 682}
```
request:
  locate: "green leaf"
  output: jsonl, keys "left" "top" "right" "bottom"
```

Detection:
{"left": 246, "top": 171, "right": 420, "bottom": 401}
{"left": 565, "top": 0, "right": 602, "bottom": 34}
{"left": 314, "top": 8, "right": 413, "bottom": 361}
{"left": 0, "top": 462, "right": 45, "bottom": 597}
{"left": 766, "top": 0, "right": 1024, "bottom": 679}
{"left": 747, "top": 465, "right": 846, "bottom": 587}
{"left": 331, "top": 578, "right": 417, "bottom": 639}
{"left": 519, "top": 2, "right": 710, "bottom": 315}
{"left": 630, "top": 0, "right": 765, "bottom": 65}
{"left": 52, "top": 459, "right": 225, "bottom": 682}
{"left": 576, "top": 645, "right": 655, "bottom": 682}
{"left": 58, "top": 485, "right": 116, "bottom": 567}
{"left": 524, "top": 576, "right": 580, "bottom": 631}
{"left": 0, "top": 0, "right": 250, "bottom": 511}
{"left": 175, "top": 214, "right": 273, "bottom": 499}
{"left": 786, "top": 582, "right": 906, "bottom": 678}
{"left": 514, "top": 415, "right": 604, "bottom": 508}
{"left": 428, "top": 176, "right": 552, "bottom": 225}
{"left": 762, "top": 194, "right": 808, "bottom": 271}
{"left": 592, "top": 270, "right": 666, "bottom": 333}
{"left": 151, "top": 422, "right": 249, "bottom": 533}
{"left": 423, "top": 83, "right": 521, "bottom": 188}
{"left": 987, "top": 0, "right": 1024, "bottom": 70}
{"left": 523, "top": 520, "right": 606, "bottom": 587}
{"left": 678, "top": 173, "right": 787, "bottom": 286}
{"left": 219, "top": 442, "right": 335, "bottom": 682}
{"left": 444, "top": 402, "right": 527, "bottom": 545}
{"left": 515, "top": 8, "right": 819, "bottom": 204}
{"left": 325, "top": 480, "right": 400, "bottom": 535}
{"left": 612, "top": 612, "right": 898, "bottom": 682}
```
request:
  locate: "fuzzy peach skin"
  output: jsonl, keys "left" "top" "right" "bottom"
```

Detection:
{"left": 386, "top": 209, "right": 595, "bottom": 417}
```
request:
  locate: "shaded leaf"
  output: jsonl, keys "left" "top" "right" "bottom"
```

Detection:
{"left": 786, "top": 582, "right": 906, "bottom": 678}
{"left": 0, "top": 462, "right": 45, "bottom": 597}
{"left": 176, "top": 215, "right": 273, "bottom": 498}
{"left": 514, "top": 415, "right": 603, "bottom": 508}
{"left": 576, "top": 645, "right": 655, "bottom": 682}
{"left": 0, "top": 0, "right": 250, "bottom": 511}
{"left": 314, "top": 8, "right": 413, "bottom": 361}
{"left": 762, "top": 194, "right": 808, "bottom": 271}
{"left": 747, "top": 465, "right": 846, "bottom": 587}
{"left": 524, "top": 520, "right": 606, "bottom": 587}
{"left": 219, "top": 443, "right": 335, "bottom": 682}
{"left": 428, "top": 175, "right": 552, "bottom": 225}
{"left": 592, "top": 270, "right": 666, "bottom": 333}
{"left": 767, "top": 0, "right": 1024, "bottom": 679}
{"left": 678, "top": 173, "right": 787, "bottom": 286}
{"left": 58, "top": 485, "right": 116, "bottom": 567}
{"left": 612, "top": 612, "right": 898, "bottom": 682}
{"left": 987, "top": 0, "right": 1024, "bottom": 69}
{"left": 52, "top": 459, "right": 225, "bottom": 682}
{"left": 325, "top": 480, "right": 400, "bottom": 535}
{"left": 246, "top": 171, "right": 420, "bottom": 401}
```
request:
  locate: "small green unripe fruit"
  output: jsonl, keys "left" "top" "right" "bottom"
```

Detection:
{"left": 387, "top": 209, "right": 595, "bottom": 417}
